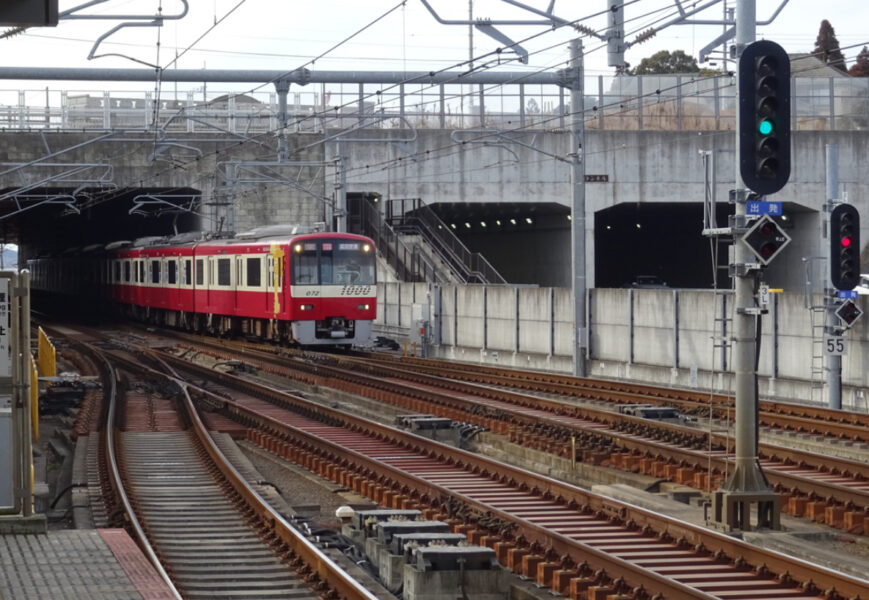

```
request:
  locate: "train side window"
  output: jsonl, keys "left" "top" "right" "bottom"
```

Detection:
{"left": 184, "top": 259, "right": 191, "bottom": 285}
{"left": 150, "top": 259, "right": 160, "bottom": 284}
{"left": 246, "top": 257, "right": 261, "bottom": 287}
{"left": 138, "top": 261, "right": 145, "bottom": 283}
{"left": 124, "top": 260, "right": 131, "bottom": 282}
{"left": 167, "top": 260, "right": 177, "bottom": 284}
{"left": 217, "top": 257, "right": 231, "bottom": 286}
{"left": 195, "top": 258, "right": 204, "bottom": 285}
{"left": 112, "top": 261, "right": 120, "bottom": 283}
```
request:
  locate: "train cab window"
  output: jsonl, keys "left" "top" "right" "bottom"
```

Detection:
{"left": 217, "top": 257, "right": 231, "bottom": 286}
{"left": 124, "top": 261, "right": 131, "bottom": 282}
{"left": 167, "top": 260, "right": 177, "bottom": 284}
{"left": 321, "top": 240, "right": 375, "bottom": 285}
{"left": 150, "top": 260, "right": 160, "bottom": 284}
{"left": 195, "top": 258, "right": 204, "bottom": 285}
{"left": 291, "top": 243, "right": 318, "bottom": 285}
{"left": 184, "top": 259, "right": 191, "bottom": 285}
{"left": 246, "top": 257, "right": 261, "bottom": 287}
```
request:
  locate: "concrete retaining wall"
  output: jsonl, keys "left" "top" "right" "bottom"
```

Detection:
{"left": 375, "top": 282, "right": 869, "bottom": 410}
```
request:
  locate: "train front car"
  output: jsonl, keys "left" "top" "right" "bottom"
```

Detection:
{"left": 286, "top": 232, "right": 377, "bottom": 346}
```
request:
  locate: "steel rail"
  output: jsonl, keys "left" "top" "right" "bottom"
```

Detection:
{"left": 176, "top": 339, "right": 869, "bottom": 512}
{"left": 300, "top": 352, "right": 869, "bottom": 497}
{"left": 157, "top": 351, "right": 869, "bottom": 600}
{"left": 102, "top": 346, "right": 383, "bottom": 600}
{"left": 360, "top": 353, "right": 869, "bottom": 437}
{"left": 74, "top": 341, "right": 183, "bottom": 600}
{"left": 175, "top": 333, "right": 869, "bottom": 445}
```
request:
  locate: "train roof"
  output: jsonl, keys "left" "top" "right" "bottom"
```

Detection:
{"left": 110, "top": 229, "right": 372, "bottom": 253}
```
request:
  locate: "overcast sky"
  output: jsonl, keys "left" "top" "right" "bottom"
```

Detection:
{"left": 0, "top": 0, "right": 866, "bottom": 94}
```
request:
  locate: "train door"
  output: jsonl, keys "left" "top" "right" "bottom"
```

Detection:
{"left": 136, "top": 259, "right": 146, "bottom": 307}
{"left": 165, "top": 256, "right": 180, "bottom": 309}
{"left": 235, "top": 255, "right": 243, "bottom": 314}
{"left": 122, "top": 259, "right": 132, "bottom": 304}
{"left": 268, "top": 244, "right": 285, "bottom": 318}
{"left": 194, "top": 256, "right": 205, "bottom": 313}
{"left": 206, "top": 256, "right": 215, "bottom": 310}
{"left": 213, "top": 255, "right": 233, "bottom": 314}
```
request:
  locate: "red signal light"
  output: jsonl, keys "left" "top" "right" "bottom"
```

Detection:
{"left": 841, "top": 236, "right": 852, "bottom": 248}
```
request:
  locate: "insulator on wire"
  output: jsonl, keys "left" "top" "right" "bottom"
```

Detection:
{"left": 0, "top": 26, "right": 28, "bottom": 40}
{"left": 632, "top": 28, "right": 657, "bottom": 45}
{"left": 573, "top": 23, "right": 597, "bottom": 37}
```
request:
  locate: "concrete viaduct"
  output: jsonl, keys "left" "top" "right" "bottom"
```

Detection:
{"left": 1, "top": 67, "right": 868, "bottom": 406}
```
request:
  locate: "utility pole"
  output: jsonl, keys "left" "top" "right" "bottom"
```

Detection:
{"left": 567, "top": 38, "right": 587, "bottom": 377}
{"left": 335, "top": 137, "right": 347, "bottom": 233}
{"left": 468, "top": 0, "right": 474, "bottom": 70}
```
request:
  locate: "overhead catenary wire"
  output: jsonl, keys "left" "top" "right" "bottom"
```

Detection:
{"left": 331, "top": 37, "right": 869, "bottom": 182}
{"left": 29, "top": 1, "right": 646, "bottom": 213}
{"left": 12, "top": 4, "right": 867, "bottom": 223}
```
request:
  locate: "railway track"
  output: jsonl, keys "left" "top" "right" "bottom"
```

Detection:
{"left": 355, "top": 352, "right": 869, "bottom": 442}
{"left": 146, "top": 347, "right": 869, "bottom": 600}
{"left": 53, "top": 329, "right": 383, "bottom": 600}
{"left": 152, "top": 334, "right": 869, "bottom": 536}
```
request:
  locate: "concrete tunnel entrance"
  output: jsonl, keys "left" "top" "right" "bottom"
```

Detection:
{"left": 595, "top": 202, "right": 733, "bottom": 289}
{"left": 10, "top": 187, "right": 201, "bottom": 258}
{"left": 419, "top": 201, "right": 733, "bottom": 289}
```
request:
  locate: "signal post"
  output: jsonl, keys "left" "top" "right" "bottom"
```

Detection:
{"left": 824, "top": 152, "right": 862, "bottom": 409}
{"left": 710, "top": 6, "right": 791, "bottom": 531}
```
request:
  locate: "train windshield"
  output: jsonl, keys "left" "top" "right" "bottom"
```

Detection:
{"left": 290, "top": 238, "right": 375, "bottom": 286}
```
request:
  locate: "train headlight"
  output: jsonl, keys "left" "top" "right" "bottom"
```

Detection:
{"left": 357, "top": 303, "right": 370, "bottom": 310}
{"left": 294, "top": 244, "right": 302, "bottom": 253}
{"left": 300, "top": 304, "right": 314, "bottom": 311}
{"left": 362, "top": 243, "right": 371, "bottom": 253}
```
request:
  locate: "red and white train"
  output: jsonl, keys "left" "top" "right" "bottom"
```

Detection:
{"left": 29, "top": 227, "right": 378, "bottom": 346}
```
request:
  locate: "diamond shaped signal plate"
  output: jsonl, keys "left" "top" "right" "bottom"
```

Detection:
{"left": 740, "top": 214, "right": 792, "bottom": 265}
{"left": 835, "top": 300, "right": 863, "bottom": 328}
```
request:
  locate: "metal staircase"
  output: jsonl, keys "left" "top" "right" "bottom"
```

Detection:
{"left": 347, "top": 194, "right": 445, "bottom": 283}
{"left": 383, "top": 198, "right": 507, "bottom": 284}
{"left": 348, "top": 195, "right": 507, "bottom": 284}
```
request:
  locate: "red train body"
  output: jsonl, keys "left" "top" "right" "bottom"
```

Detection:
{"left": 29, "top": 229, "right": 378, "bottom": 346}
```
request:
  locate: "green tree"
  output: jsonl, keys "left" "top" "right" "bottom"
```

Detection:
{"left": 813, "top": 19, "right": 847, "bottom": 73}
{"left": 849, "top": 46, "right": 869, "bottom": 77}
{"left": 629, "top": 50, "right": 699, "bottom": 75}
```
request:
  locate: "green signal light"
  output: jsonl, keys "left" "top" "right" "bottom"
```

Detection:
{"left": 758, "top": 119, "right": 774, "bottom": 135}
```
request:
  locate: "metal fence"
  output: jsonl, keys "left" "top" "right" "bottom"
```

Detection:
{"left": 0, "top": 76, "right": 867, "bottom": 133}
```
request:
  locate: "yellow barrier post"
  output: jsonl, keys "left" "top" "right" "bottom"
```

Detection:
{"left": 29, "top": 355, "right": 38, "bottom": 443}
{"left": 37, "top": 327, "right": 57, "bottom": 378}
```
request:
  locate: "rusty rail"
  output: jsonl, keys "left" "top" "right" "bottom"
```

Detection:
{"left": 156, "top": 351, "right": 869, "bottom": 600}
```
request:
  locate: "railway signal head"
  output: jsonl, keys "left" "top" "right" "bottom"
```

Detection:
{"left": 830, "top": 204, "right": 860, "bottom": 290}
{"left": 741, "top": 214, "right": 791, "bottom": 266}
{"left": 739, "top": 40, "right": 791, "bottom": 195}
{"left": 835, "top": 300, "right": 863, "bottom": 328}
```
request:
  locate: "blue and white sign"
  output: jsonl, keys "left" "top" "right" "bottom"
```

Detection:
{"left": 837, "top": 290, "right": 859, "bottom": 300}
{"left": 746, "top": 201, "right": 782, "bottom": 216}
